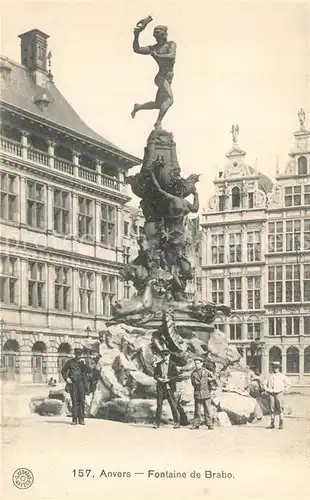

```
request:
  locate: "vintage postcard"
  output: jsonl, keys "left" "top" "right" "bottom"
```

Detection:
{"left": 1, "top": 1, "right": 309, "bottom": 499}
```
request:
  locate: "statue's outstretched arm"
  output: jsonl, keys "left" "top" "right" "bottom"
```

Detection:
{"left": 133, "top": 30, "right": 153, "bottom": 55}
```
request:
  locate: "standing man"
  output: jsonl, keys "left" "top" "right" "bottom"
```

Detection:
{"left": 153, "top": 349, "right": 180, "bottom": 429}
{"left": 131, "top": 22, "right": 176, "bottom": 130}
{"left": 265, "top": 361, "right": 292, "bottom": 430}
{"left": 61, "top": 348, "right": 91, "bottom": 426}
{"left": 191, "top": 356, "right": 215, "bottom": 430}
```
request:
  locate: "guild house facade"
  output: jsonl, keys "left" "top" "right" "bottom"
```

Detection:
{"left": 0, "top": 29, "right": 141, "bottom": 383}
{"left": 201, "top": 113, "right": 310, "bottom": 385}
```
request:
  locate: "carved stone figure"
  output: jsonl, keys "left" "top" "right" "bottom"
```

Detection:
{"left": 131, "top": 18, "right": 176, "bottom": 130}
{"left": 231, "top": 124, "right": 239, "bottom": 143}
{"left": 298, "top": 108, "right": 306, "bottom": 129}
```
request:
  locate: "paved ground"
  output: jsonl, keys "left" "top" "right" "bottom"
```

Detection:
{"left": 1, "top": 382, "right": 310, "bottom": 500}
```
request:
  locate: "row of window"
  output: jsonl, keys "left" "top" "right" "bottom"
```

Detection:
{"left": 211, "top": 231, "right": 261, "bottom": 264}
{"left": 268, "top": 316, "right": 310, "bottom": 336}
{"left": 211, "top": 219, "right": 310, "bottom": 265}
{"left": 218, "top": 187, "right": 255, "bottom": 211}
{"left": 268, "top": 264, "right": 310, "bottom": 303}
{"left": 0, "top": 257, "right": 131, "bottom": 314}
{"left": 268, "top": 219, "right": 310, "bottom": 252}
{"left": 211, "top": 277, "right": 261, "bottom": 309}
{"left": 216, "top": 317, "right": 310, "bottom": 341}
{"left": 0, "top": 174, "right": 128, "bottom": 245}
{"left": 211, "top": 265, "right": 310, "bottom": 310}
{"left": 284, "top": 184, "right": 310, "bottom": 207}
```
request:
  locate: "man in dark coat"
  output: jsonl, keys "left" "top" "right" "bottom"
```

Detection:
{"left": 191, "top": 356, "right": 215, "bottom": 430}
{"left": 61, "top": 348, "right": 91, "bottom": 425}
{"left": 153, "top": 349, "right": 180, "bottom": 429}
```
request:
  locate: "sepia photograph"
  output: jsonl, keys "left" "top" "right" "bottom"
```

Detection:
{"left": 0, "top": 1, "right": 309, "bottom": 499}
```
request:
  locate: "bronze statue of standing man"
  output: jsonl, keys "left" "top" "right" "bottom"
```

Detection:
{"left": 131, "top": 17, "right": 176, "bottom": 130}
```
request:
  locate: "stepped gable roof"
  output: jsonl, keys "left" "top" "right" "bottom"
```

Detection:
{"left": 0, "top": 57, "right": 141, "bottom": 165}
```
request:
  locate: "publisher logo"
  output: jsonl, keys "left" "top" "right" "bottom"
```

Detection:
{"left": 12, "top": 468, "right": 34, "bottom": 489}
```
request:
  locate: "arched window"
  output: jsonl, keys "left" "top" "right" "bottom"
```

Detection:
{"left": 286, "top": 346, "right": 299, "bottom": 373}
{"left": 232, "top": 187, "right": 241, "bottom": 208}
{"left": 269, "top": 346, "right": 282, "bottom": 371}
{"left": 3, "top": 339, "right": 20, "bottom": 380}
{"left": 298, "top": 156, "right": 307, "bottom": 175}
{"left": 31, "top": 341, "right": 47, "bottom": 383}
{"left": 304, "top": 346, "right": 310, "bottom": 373}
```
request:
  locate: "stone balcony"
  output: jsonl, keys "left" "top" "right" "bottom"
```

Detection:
{"left": 0, "top": 137, "right": 126, "bottom": 194}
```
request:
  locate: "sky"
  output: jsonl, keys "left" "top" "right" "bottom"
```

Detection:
{"left": 1, "top": 0, "right": 309, "bottom": 210}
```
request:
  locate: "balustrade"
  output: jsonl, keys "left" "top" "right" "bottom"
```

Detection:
{"left": 0, "top": 137, "right": 122, "bottom": 192}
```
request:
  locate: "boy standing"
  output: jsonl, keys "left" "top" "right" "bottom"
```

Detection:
{"left": 265, "top": 361, "right": 292, "bottom": 430}
{"left": 191, "top": 356, "right": 215, "bottom": 430}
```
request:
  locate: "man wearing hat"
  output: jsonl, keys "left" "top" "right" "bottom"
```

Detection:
{"left": 191, "top": 356, "right": 216, "bottom": 430}
{"left": 153, "top": 349, "right": 180, "bottom": 429}
{"left": 265, "top": 361, "right": 292, "bottom": 429}
{"left": 61, "top": 348, "right": 92, "bottom": 425}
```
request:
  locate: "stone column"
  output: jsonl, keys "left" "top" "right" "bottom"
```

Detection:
{"left": 117, "top": 207, "right": 124, "bottom": 248}
{"left": 242, "top": 321, "right": 247, "bottom": 342}
{"left": 262, "top": 264, "right": 269, "bottom": 307}
{"left": 95, "top": 273, "right": 102, "bottom": 316}
{"left": 71, "top": 269, "right": 79, "bottom": 314}
{"left": 21, "top": 131, "right": 30, "bottom": 159}
{"left": 19, "top": 177, "right": 27, "bottom": 225}
{"left": 47, "top": 140, "right": 56, "bottom": 168}
{"left": 299, "top": 316, "right": 304, "bottom": 336}
{"left": 118, "top": 170, "right": 125, "bottom": 183}
{"left": 223, "top": 226, "right": 229, "bottom": 265}
{"left": 241, "top": 225, "right": 247, "bottom": 262}
{"left": 95, "top": 200, "right": 101, "bottom": 243}
{"left": 20, "top": 259, "right": 28, "bottom": 308}
{"left": 260, "top": 222, "right": 266, "bottom": 261}
{"left": 47, "top": 264, "right": 55, "bottom": 311}
{"left": 241, "top": 274, "right": 247, "bottom": 310}
{"left": 72, "top": 150, "right": 80, "bottom": 177}
{"left": 71, "top": 194, "right": 78, "bottom": 238}
{"left": 224, "top": 272, "right": 230, "bottom": 306}
{"left": 96, "top": 160, "right": 103, "bottom": 185}
{"left": 47, "top": 186, "right": 54, "bottom": 234}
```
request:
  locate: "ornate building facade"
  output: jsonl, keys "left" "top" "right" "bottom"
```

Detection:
{"left": 201, "top": 113, "right": 310, "bottom": 385}
{"left": 0, "top": 29, "right": 141, "bottom": 382}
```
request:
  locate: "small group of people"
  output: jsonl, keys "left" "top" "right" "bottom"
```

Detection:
{"left": 153, "top": 350, "right": 216, "bottom": 430}
{"left": 62, "top": 346, "right": 292, "bottom": 431}
{"left": 154, "top": 351, "right": 292, "bottom": 431}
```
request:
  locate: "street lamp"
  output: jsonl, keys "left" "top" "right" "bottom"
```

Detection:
{"left": 0, "top": 318, "right": 5, "bottom": 368}
{"left": 85, "top": 326, "right": 91, "bottom": 338}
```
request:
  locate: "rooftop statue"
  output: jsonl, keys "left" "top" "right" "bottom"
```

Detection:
{"left": 131, "top": 17, "right": 176, "bottom": 131}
